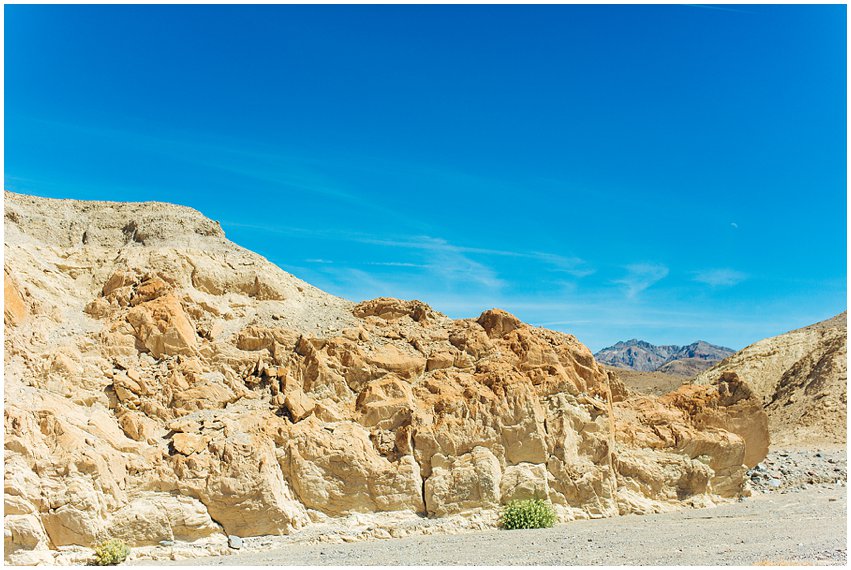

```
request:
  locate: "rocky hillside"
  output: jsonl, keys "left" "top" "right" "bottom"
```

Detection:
{"left": 694, "top": 313, "right": 847, "bottom": 447}
{"left": 595, "top": 340, "right": 734, "bottom": 373}
{"left": 4, "top": 191, "right": 769, "bottom": 565}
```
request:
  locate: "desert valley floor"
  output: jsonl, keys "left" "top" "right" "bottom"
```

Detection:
{"left": 127, "top": 446, "right": 845, "bottom": 565}
{"left": 145, "top": 476, "right": 846, "bottom": 566}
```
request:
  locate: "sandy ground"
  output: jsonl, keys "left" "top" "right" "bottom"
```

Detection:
{"left": 605, "top": 365, "right": 688, "bottom": 396}
{"left": 143, "top": 483, "right": 846, "bottom": 566}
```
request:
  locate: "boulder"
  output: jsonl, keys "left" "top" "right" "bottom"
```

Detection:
{"left": 477, "top": 309, "right": 521, "bottom": 339}
{"left": 127, "top": 294, "right": 197, "bottom": 358}
{"left": 107, "top": 494, "right": 221, "bottom": 545}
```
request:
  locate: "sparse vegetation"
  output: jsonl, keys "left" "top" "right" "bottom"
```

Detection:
{"left": 93, "top": 539, "right": 130, "bottom": 566}
{"left": 500, "top": 498, "right": 557, "bottom": 530}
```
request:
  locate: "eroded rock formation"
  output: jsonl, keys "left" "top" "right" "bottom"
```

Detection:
{"left": 4, "top": 191, "right": 768, "bottom": 564}
{"left": 694, "top": 313, "right": 847, "bottom": 446}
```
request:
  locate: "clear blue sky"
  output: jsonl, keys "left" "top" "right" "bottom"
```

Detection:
{"left": 5, "top": 4, "right": 846, "bottom": 351}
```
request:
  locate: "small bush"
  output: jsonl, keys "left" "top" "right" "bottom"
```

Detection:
{"left": 93, "top": 538, "right": 130, "bottom": 566}
{"left": 500, "top": 498, "right": 557, "bottom": 530}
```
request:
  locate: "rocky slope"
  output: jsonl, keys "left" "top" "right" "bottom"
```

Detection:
{"left": 694, "top": 313, "right": 847, "bottom": 447}
{"left": 595, "top": 340, "right": 734, "bottom": 373}
{"left": 4, "top": 191, "right": 769, "bottom": 565}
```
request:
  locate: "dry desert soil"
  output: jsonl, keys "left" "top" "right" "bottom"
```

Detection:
{"left": 602, "top": 365, "right": 688, "bottom": 396}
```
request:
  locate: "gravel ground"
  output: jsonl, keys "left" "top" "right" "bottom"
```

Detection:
{"left": 747, "top": 448, "right": 846, "bottom": 493}
{"left": 144, "top": 468, "right": 846, "bottom": 565}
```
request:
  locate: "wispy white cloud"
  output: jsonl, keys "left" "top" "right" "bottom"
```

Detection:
{"left": 366, "top": 261, "right": 430, "bottom": 268}
{"left": 356, "top": 235, "right": 530, "bottom": 258}
{"left": 614, "top": 263, "right": 669, "bottom": 298}
{"left": 359, "top": 236, "right": 506, "bottom": 291}
{"left": 528, "top": 252, "right": 595, "bottom": 277}
{"left": 223, "top": 222, "right": 594, "bottom": 283}
{"left": 283, "top": 236, "right": 507, "bottom": 300}
{"left": 321, "top": 267, "right": 399, "bottom": 300}
{"left": 354, "top": 236, "right": 594, "bottom": 290}
{"left": 694, "top": 268, "right": 747, "bottom": 287}
{"left": 424, "top": 239, "right": 505, "bottom": 291}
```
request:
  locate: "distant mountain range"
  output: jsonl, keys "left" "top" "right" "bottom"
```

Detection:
{"left": 594, "top": 339, "right": 734, "bottom": 373}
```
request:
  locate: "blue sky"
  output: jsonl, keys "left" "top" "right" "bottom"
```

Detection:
{"left": 5, "top": 4, "right": 846, "bottom": 351}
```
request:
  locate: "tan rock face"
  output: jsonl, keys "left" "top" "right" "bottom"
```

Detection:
{"left": 106, "top": 494, "right": 221, "bottom": 545}
{"left": 659, "top": 372, "right": 770, "bottom": 468}
{"left": 476, "top": 308, "right": 521, "bottom": 338}
{"left": 4, "top": 191, "right": 770, "bottom": 563}
{"left": 353, "top": 297, "right": 433, "bottom": 323}
{"left": 126, "top": 292, "right": 197, "bottom": 358}
{"left": 172, "top": 432, "right": 208, "bottom": 455}
{"left": 4, "top": 271, "right": 28, "bottom": 326}
{"left": 426, "top": 447, "right": 502, "bottom": 516}
{"left": 694, "top": 313, "right": 847, "bottom": 446}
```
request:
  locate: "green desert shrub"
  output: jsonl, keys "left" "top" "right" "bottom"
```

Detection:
{"left": 93, "top": 538, "right": 131, "bottom": 566}
{"left": 500, "top": 498, "right": 557, "bottom": 530}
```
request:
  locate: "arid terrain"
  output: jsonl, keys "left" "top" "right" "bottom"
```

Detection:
{"left": 602, "top": 365, "right": 687, "bottom": 397}
{"left": 3, "top": 191, "right": 846, "bottom": 566}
